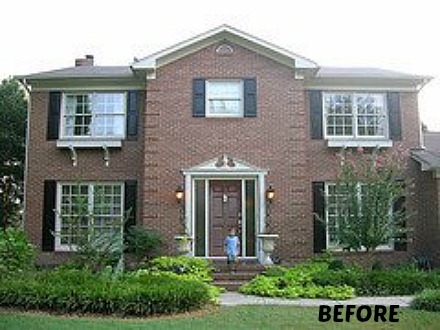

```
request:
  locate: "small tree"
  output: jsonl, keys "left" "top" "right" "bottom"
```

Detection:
{"left": 332, "top": 146, "right": 410, "bottom": 252}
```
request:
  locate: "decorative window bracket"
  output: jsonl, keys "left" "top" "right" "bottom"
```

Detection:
{"left": 102, "top": 145, "right": 110, "bottom": 167}
{"left": 69, "top": 145, "right": 77, "bottom": 167}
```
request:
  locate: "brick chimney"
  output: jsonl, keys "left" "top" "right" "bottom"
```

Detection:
{"left": 75, "top": 55, "right": 94, "bottom": 67}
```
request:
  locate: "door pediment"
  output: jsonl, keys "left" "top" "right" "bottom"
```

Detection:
{"left": 183, "top": 155, "right": 267, "bottom": 175}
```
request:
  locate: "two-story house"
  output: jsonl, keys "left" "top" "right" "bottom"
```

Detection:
{"left": 19, "top": 25, "right": 432, "bottom": 266}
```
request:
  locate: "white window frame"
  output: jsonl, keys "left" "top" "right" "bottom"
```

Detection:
{"left": 323, "top": 92, "right": 389, "bottom": 140}
{"left": 60, "top": 92, "right": 127, "bottom": 140}
{"left": 55, "top": 182, "right": 125, "bottom": 252}
{"left": 324, "top": 182, "right": 393, "bottom": 251}
{"left": 205, "top": 80, "right": 244, "bottom": 118}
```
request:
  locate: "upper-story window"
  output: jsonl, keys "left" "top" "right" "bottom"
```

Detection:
{"left": 206, "top": 80, "right": 244, "bottom": 117}
{"left": 62, "top": 93, "right": 126, "bottom": 138}
{"left": 324, "top": 92, "right": 387, "bottom": 139}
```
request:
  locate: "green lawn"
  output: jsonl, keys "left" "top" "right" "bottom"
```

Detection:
{"left": 1, "top": 306, "right": 440, "bottom": 330}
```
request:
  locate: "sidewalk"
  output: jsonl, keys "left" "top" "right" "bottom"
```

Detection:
{"left": 219, "top": 292, "right": 413, "bottom": 307}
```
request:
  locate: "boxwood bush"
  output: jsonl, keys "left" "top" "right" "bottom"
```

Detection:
{"left": 411, "top": 290, "right": 440, "bottom": 312}
{"left": 0, "top": 268, "right": 214, "bottom": 316}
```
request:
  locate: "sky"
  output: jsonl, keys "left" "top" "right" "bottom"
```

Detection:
{"left": 1, "top": 0, "right": 438, "bottom": 130}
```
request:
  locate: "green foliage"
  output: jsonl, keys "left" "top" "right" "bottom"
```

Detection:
{"left": 0, "top": 78, "right": 27, "bottom": 181}
{"left": 72, "top": 231, "right": 124, "bottom": 273}
{"left": 125, "top": 225, "right": 163, "bottom": 263}
{"left": 0, "top": 227, "right": 35, "bottom": 273}
{"left": 411, "top": 289, "right": 440, "bottom": 312}
{"left": 312, "top": 267, "right": 440, "bottom": 296}
{"left": 0, "top": 268, "right": 213, "bottom": 316}
{"left": 263, "top": 265, "right": 287, "bottom": 277}
{"left": 239, "top": 261, "right": 355, "bottom": 300}
{"left": 147, "top": 256, "right": 214, "bottom": 282}
{"left": 332, "top": 146, "right": 410, "bottom": 251}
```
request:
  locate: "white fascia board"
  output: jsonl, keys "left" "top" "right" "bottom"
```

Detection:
{"left": 131, "top": 25, "right": 318, "bottom": 70}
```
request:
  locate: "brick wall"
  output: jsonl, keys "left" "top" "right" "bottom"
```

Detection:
{"left": 25, "top": 91, "right": 145, "bottom": 264}
{"left": 25, "top": 40, "right": 427, "bottom": 266}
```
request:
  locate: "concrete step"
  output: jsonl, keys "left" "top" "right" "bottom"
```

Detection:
{"left": 213, "top": 263, "right": 265, "bottom": 273}
{"left": 213, "top": 271, "right": 261, "bottom": 281}
{"left": 214, "top": 280, "right": 248, "bottom": 291}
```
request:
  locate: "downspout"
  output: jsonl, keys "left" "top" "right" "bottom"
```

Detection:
{"left": 18, "top": 78, "right": 31, "bottom": 229}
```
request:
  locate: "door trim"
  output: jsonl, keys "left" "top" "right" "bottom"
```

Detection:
{"left": 183, "top": 156, "right": 268, "bottom": 262}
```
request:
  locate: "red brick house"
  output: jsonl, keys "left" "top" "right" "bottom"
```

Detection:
{"left": 19, "top": 25, "right": 433, "bottom": 266}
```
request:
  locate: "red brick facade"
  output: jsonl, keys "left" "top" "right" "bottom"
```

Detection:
{"left": 23, "top": 29, "right": 433, "bottom": 266}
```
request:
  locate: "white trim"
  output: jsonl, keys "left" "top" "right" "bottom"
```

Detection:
{"left": 204, "top": 179, "right": 209, "bottom": 257}
{"left": 327, "top": 140, "right": 393, "bottom": 148}
{"left": 205, "top": 79, "right": 244, "bottom": 118}
{"left": 131, "top": 24, "right": 318, "bottom": 72}
{"left": 59, "top": 92, "right": 127, "bottom": 141}
{"left": 241, "top": 179, "right": 246, "bottom": 257}
{"left": 322, "top": 92, "right": 389, "bottom": 141}
{"left": 56, "top": 139, "right": 122, "bottom": 148}
{"left": 324, "top": 182, "right": 394, "bottom": 251}
{"left": 54, "top": 181, "right": 125, "bottom": 252}
{"left": 306, "top": 85, "right": 420, "bottom": 92}
{"left": 184, "top": 157, "right": 266, "bottom": 260}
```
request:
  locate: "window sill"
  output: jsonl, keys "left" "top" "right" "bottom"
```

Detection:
{"left": 327, "top": 139, "right": 392, "bottom": 148}
{"left": 56, "top": 139, "right": 122, "bottom": 148}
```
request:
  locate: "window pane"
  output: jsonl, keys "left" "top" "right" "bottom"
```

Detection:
{"left": 356, "top": 94, "right": 386, "bottom": 137}
{"left": 324, "top": 93, "right": 353, "bottom": 136}
{"left": 207, "top": 81, "right": 243, "bottom": 116}
{"left": 58, "top": 183, "right": 124, "bottom": 249}
{"left": 63, "top": 93, "right": 125, "bottom": 138}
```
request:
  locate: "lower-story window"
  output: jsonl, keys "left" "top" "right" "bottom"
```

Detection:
{"left": 324, "top": 182, "right": 393, "bottom": 250}
{"left": 55, "top": 182, "right": 124, "bottom": 251}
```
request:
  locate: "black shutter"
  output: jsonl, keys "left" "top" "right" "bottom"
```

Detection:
{"left": 42, "top": 180, "right": 56, "bottom": 252}
{"left": 193, "top": 79, "right": 206, "bottom": 117}
{"left": 309, "top": 91, "right": 323, "bottom": 139}
{"left": 124, "top": 180, "right": 137, "bottom": 231}
{"left": 313, "top": 182, "right": 326, "bottom": 253}
{"left": 244, "top": 78, "right": 257, "bottom": 117}
{"left": 387, "top": 92, "right": 402, "bottom": 140}
{"left": 126, "top": 90, "right": 139, "bottom": 140}
{"left": 47, "top": 92, "right": 61, "bottom": 140}
{"left": 393, "top": 193, "right": 407, "bottom": 251}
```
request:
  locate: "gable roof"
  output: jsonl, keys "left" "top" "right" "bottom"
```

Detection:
{"left": 131, "top": 24, "right": 318, "bottom": 71}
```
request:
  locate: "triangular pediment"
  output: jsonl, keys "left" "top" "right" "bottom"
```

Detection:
{"left": 131, "top": 25, "right": 318, "bottom": 72}
{"left": 184, "top": 155, "right": 267, "bottom": 174}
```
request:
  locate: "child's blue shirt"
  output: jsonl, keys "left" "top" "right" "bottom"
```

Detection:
{"left": 225, "top": 235, "right": 239, "bottom": 255}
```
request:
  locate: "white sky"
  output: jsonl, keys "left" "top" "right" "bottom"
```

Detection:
{"left": 1, "top": 0, "right": 438, "bottom": 130}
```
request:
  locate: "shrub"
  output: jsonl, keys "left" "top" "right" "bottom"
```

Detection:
{"left": 147, "top": 256, "right": 213, "bottom": 282}
{"left": 411, "top": 290, "right": 440, "bottom": 312}
{"left": 0, "top": 268, "right": 214, "bottom": 316}
{"left": 125, "top": 226, "right": 163, "bottom": 263}
{"left": 313, "top": 267, "right": 440, "bottom": 296}
{"left": 72, "top": 231, "right": 124, "bottom": 272}
{"left": 0, "top": 227, "right": 35, "bottom": 273}
{"left": 263, "top": 265, "right": 287, "bottom": 277}
{"left": 239, "top": 262, "right": 355, "bottom": 300}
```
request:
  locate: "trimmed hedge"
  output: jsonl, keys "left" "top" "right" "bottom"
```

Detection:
{"left": 312, "top": 268, "right": 440, "bottom": 296}
{"left": 0, "top": 268, "right": 213, "bottom": 316}
{"left": 411, "top": 290, "right": 440, "bottom": 312}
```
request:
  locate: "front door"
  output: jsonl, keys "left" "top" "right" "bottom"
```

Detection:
{"left": 209, "top": 180, "right": 242, "bottom": 256}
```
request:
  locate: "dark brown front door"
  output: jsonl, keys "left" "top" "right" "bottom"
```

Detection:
{"left": 209, "top": 180, "right": 242, "bottom": 256}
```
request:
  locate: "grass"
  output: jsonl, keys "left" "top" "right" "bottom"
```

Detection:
{"left": 1, "top": 306, "right": 440, "bottom": 330}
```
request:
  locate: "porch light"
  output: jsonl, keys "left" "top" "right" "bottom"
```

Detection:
{"left": 266, "top": 185, "right": 275, "bottom": 202}
{"left": 175, "top": 185, "right": 184, "bottom": 202}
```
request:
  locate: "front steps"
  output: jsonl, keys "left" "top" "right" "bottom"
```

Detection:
{"left": 212, "top": 261, "right": 265, "bottom": 291}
